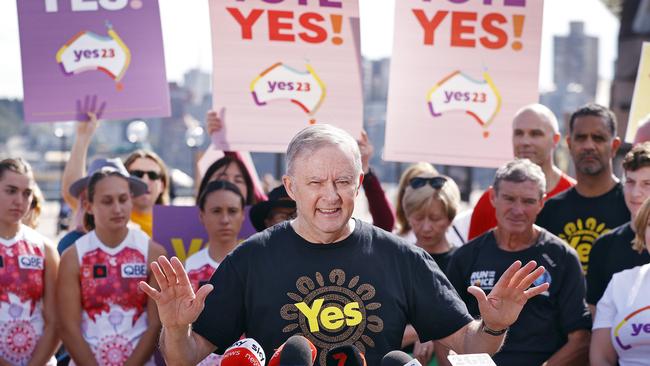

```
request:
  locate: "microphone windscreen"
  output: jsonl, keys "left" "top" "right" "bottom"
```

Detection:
{"left": 278, "top": 335, "right": 317, "bottom": 366}
{"left": 380, "top": 350, "right": 422, "bottom": 366}
{"left": 221, "top": 338, "right": 266, "bottom": 366}
{"left": 325, "top": 344, "right": 367, "bottom": 366}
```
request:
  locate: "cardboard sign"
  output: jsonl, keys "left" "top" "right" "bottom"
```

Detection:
{"left": 17, "top": 0, "right": 170, "bottom": 122}
{"left": 385, "top": 0, "right": 544, "bottom": 167}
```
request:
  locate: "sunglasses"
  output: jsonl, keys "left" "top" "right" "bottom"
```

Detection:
{"left": 408, "top": 176, "right": 447, "bottom": 189}
{"left": 130, "top": 170, "right": 162, "bottom": 181}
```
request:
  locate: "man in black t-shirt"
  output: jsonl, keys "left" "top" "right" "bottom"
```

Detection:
{"left": 586, "top": 143, "right": 650, "bottom": 314}
{"left": 448, "top": 159, "right": 592, "bottom": 366}
{"left": 536, "top": 104, "right": 629, "bottom": 273}
{"left": 140, "top": 125, "right": 550, "bottom": 366}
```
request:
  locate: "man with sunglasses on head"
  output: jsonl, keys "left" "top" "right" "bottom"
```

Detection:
{"left": 447, "top": 159, "right": 592, "bottom": 366}
{"left": 468, "top": 103, "right": 576, "bottom": 241}
{"left": 141, "top": 125, "right": 551, "bottom": 366}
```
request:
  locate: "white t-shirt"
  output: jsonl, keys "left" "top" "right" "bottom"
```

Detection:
{"left": 593, "top": 263, "right": 650, "bottom": 366}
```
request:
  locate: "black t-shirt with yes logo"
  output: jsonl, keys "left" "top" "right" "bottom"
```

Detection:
{"left": 535, "top": 183, "right": 630, "bottom": 272}
{"left": 193, "top": 219, "right": 473, "bottom": 366}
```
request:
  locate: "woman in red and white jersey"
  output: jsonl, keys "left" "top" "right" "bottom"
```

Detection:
{"left": 185, "top": 180, "right": 246, "bottom": 365}
{"left": 0, "top": 158, "right": 59, "bottom": 366}
{"left": 57, "top": 161, "right": 166, "bottom": 366}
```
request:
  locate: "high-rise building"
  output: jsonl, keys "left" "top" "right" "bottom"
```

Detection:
{"left": 554, "top": 22, "right": 599, "bottom": 100}
{"left": 542, "top": 21, "right": 600, "bottom": 134}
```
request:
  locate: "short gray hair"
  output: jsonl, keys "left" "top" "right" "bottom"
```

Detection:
{"left": 493, "top": 159, "right": 546, "bottom": 198}
{"left": 286, "top": 124, "right": 361, "bottom": 175}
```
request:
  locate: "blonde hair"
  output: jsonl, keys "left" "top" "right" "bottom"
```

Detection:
{"left": 633, "top": 197, "right": 650, "bottom": 253}
{"left": 124, "top": 149, "right": 170, "bottom": 205}
{"left": 402, "top": 174, "right": 460, "bottom": 223}
{"left": 396, "top": 163, "right": 439, "bottom": 235}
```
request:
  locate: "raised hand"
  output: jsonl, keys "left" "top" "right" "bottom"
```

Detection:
{"left": 468, "top": 260, "right": 549, "bottom": 331}
{"left": 139, "top": 256, "right": 213, "bottom": 330}
{"left": 75, "top": 95, "right": 104, "bottom": 140}
{"left": 357, "top": 129, "right": 374, "bottom": 174}
{"left": 206, "top": 108, "right": 225, "bottom": 136}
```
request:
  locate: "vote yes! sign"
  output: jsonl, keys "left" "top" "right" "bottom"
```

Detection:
{"left": 17, "top": 0, "right": 170, "bottom": 122}
{"left": 208, "top": 0, "right": 363, "bottom": 152}
{"left": 384, "top": 0, "right": 544, "bottom": 167}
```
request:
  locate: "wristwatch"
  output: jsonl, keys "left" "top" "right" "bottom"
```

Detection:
{"left": 481, "top": 320, "right": 508, "bottom": 336}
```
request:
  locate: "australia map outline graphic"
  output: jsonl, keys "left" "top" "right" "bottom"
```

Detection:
{"left": 250, "top": 62, "right": 326, "bottom": 124}
{"left": 56, "top": 21, "right": 131, "bottom": 90}
{"left": 427, "top": 70, "right": 502, "bottom": 138}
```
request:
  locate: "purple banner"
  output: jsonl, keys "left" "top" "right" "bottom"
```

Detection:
{"left": 152, "top": 205, "right": 257, "bottom": 262}
{"left": 17, "top": 0, "right": 170, "bottom": 122}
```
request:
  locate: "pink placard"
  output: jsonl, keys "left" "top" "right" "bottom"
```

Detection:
{"left": 208, "top": 0, "right": 363, "bottom": 152}
{"left": 385, "top": 0, "right": 544, "bottom": 167}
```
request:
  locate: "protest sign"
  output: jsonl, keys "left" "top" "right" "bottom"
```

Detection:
{"left": 209, "top": 0, "right": 363, "bottom": 152}
{"left": 385, "top": 0, "right": 544, "bottom": 167}
{"left": 17, "top": 0, "right": 170, "bottom": 122}
{"left": 153, "top": 205, "right": 257, "bottom": 262}
{"left": 625, "top": 42, "right": 650, "bottom": 143}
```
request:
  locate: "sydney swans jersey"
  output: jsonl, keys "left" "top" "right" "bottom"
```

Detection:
{"left": 73, "top": 229, "right": 154, "bottom": 366}
{"left": 185, "top": 248, "right": 223, "bottom": 366}
{"left": 594, "top": 264, "right": 650, "bottom": 366}
{"left": 0, "top": 225, "right": 55, "bottom": 366}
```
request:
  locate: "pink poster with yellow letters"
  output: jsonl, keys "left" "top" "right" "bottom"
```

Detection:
{"left": 384, "top": 0, "right": 544, "bottom": 167}
{"left": 208, "top": 0, "right": 363, "bottom": 152}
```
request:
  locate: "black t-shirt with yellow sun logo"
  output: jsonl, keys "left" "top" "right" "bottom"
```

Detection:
{"left": 536, "top": 183, "right": 630, "bottom": 273}
{"left": 192, "top": 219, "right": 474, "bottom": 366}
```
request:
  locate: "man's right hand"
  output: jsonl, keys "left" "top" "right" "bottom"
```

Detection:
{"left": 139, "top": 256, "right": 213, "bottom": 330}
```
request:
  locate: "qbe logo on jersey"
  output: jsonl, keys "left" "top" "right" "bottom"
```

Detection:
{"left": 121, "top": 263, "right": 147, "bottom": 278}
{"left": 18, "top": 255, "right": 44, "bottom": 270}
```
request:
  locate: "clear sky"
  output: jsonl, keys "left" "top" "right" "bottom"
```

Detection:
{"left": 0, "top": 0, "right": 618, "bottom": 99}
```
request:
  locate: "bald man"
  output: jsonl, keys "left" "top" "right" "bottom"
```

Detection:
{"left": 468, "top": 104, "right": 576, "bottom": 240}
{"left": 633, "top": 115, "right": 650, "bottom": 145}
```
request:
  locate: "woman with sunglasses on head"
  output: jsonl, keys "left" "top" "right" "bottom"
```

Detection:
{"left": 591, "top": 197, "right": 650, "bottom": 366}
{"left": 124, "top": 150, "right": 170, "bottom": 237}
{"left": 395, "top": 163, "right": 439, "bottom": 240}
{"left": 57, "top": 162, "right": 166, "bottom": 366}
{"left": 400, "top": 173, "right": 461, "bottom": 366}
{"left": 0, "top": 158, "right": 59, "bottom": 365}
{"left": 185, "top": 180, "right": 247, "bottom": 365}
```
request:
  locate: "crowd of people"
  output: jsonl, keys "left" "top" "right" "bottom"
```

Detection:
{"left": 0, "top": 102, "right": 649, "bottom": 366}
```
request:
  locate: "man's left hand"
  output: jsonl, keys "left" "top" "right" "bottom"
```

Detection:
{"left": 468, "top": 260, "right": 549, "bottom": 331}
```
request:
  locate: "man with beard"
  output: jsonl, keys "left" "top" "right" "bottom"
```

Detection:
{"left": 536, "top": 104, "right": 630, "bottom": 273}
{"left": 468, "top": 104, "right": 575, "bottom": 240}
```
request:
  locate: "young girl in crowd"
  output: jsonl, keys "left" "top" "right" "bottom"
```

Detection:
{"left": 0, "top": 158, "right": 59, "bottom": 365}
{"left": 62, "top": 112, "right": 171, "bottom": 238}
{"left": 185, "top": 180, "right": 247, "bottom": 365}
{"left": 591, "top": 197, "right": 650, "bottom": 366}
{"left": 57, "top": 162, "right": 166, "bottom": 366}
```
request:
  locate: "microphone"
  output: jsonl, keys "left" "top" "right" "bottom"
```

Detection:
{"left": 221, "top": 338, "right": 266, "bottom": 366}
{"left": 325, "top": 344, "right": 367, "bottom": 366}
{"left": 268, "top": 335, "right": 317, "bottom": 366}
{"left": 381, "top": 351, "right": 422, "bottom": 366}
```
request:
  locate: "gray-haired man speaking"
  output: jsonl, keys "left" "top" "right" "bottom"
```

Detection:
{"left": 140, "top": 125, "right": 549, "bottom": 366}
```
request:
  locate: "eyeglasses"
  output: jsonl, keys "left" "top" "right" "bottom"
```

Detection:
{"left": 408, "top": 176, "right": 447, "bottom": 190}
{"left": 130, "top": 170, "right": 162, "bottom": 181}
